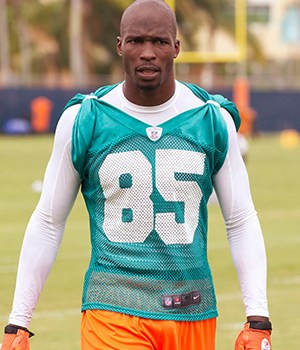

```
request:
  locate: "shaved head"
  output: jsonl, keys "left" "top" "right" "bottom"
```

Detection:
{"left": 120, "top": 0, "right": 177, "bottom": 38}
{"left": 117, "top": 0, "right": 180, "bottom": 105}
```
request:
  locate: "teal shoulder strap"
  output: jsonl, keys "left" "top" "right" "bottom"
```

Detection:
{"left": 64, "top": 83, "right": 120, "bottom": 177}
{"left": 63, "top": 83, "right": 120, "bottom": 111}
{"left": 180, "top": 82, "right": 241, "bottom": 131}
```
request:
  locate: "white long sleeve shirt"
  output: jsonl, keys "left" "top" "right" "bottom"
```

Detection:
{"left": 9, "top": 81, "right": 269, "bottom": 327}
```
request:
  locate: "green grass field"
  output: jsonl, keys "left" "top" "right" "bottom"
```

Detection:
{"left": 0, "top": 134, "right": 299, "bottom": 349}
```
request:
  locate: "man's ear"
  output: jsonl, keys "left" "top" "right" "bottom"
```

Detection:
{"left": 117, "top": 36, "right": 122, "bottom": 56}
{"left": 174, "top": 39, "right": 180, "bottom": 59}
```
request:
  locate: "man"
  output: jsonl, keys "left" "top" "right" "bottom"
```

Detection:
{"left": 1, "top": 0, "right": 272, "bottom": 349}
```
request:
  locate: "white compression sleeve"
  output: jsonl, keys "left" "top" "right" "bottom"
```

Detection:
{"left": 214, "top": 110, "right": 269, "bottom": 317}
{"left": 9, "top": 105, "right": 81, "bottom": 328}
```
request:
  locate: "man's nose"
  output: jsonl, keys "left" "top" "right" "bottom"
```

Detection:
{"left": 140, "top": 41, "right": 156, "bottom": 60}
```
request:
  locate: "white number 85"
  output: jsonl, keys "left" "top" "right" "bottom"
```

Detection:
{"left": 99, "top": 149, "right": 205, "bottom": 245}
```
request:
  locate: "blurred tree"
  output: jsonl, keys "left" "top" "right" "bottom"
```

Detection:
{"left": 69, "top": 0, "right": 86, "bottom": 85}
{"left": 80, "top": 0, "right": 124, "bottom": 78}
{"left": 12, "top": 0, "right": 31, "bottom": 84}
{"left": 0, "top": 0, "right": 11, "bottom": 84}
{"left": 24, "top": 0, "right": 68, "bottom": 78}
{"left": 1, "top": 0, "right": 68, "bottom": 84}
{"left": 0, "top": 0, "right": 263, "bottom": 87}
{"left": 175, "top": 0, "right": 235, "bottom": 50}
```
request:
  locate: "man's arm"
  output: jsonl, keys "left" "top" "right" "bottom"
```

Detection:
{"left": 3, "top": 105, "right": 81, "bottom": 333}
{"left": 213, "top": 109, "right": 271, "bottom": 349}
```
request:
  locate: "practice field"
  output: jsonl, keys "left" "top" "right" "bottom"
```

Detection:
{"left": 0, "top": 134, "right": 299, "bottom": 349}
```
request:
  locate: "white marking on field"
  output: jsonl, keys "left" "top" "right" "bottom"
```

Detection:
{"left": 217, "top": 292, "right": 241, "bottom": 301}
{"left": 220, "top": 322, "right": 242, "bottom": 331}
{"left": 209, "top": 241, "right": 228, "bottom": 250}
{"left": 262, "top": 208, "right": 300, "bottom": 219}
{"left": 33, "top": 308, "right": 79, "bottom": 320}
{"left": 0, "top": 264, "right": 17, "bottom": 273}
{"left": 0, "top": 256, "right": 18, "bottom": 273}
{"left": 273, "top": 275, "right": 300, "bottom": 285}
{"left": 0, "top": 308, "right": 79, "bottom": 322}
{"left": 0, "top": 255, "right": 17, "bottom": 263}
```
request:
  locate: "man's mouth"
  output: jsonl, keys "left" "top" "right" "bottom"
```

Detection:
{"left": 136, "top": 66, "right": 160, "bottom": 76}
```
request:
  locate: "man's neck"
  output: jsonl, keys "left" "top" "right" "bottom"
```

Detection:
{"left": 122, "top": 80, "right": 176, "bottom": 106}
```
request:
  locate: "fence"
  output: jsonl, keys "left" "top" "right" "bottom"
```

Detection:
{"left": 0, "top": 86, "right": 299, "bottom": 134}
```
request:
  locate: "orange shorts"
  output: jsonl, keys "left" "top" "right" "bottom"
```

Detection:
{"left": 81, "top": 309, "right": 216, "bottom": 350}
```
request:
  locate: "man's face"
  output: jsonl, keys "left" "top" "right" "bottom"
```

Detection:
{"left": 117, "top": 4, "right": 180, "bottom": 103}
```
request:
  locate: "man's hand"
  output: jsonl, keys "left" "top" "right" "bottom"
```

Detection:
{"left": 235, "top": 321, "right": 272, "bottom": 350}
{"left": 1, "top": 324, "right": 34, "bottom": 350}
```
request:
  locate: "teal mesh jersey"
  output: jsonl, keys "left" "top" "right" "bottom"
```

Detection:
{"left": 65, "top": 83, "right": 240, "bottom": 321}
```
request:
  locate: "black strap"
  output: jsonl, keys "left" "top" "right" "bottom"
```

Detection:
{"left": 4, "top": 324, "right": 34, "bottom": 338}
{"left": 249, "top": 320, "right": 272, "bottom": 331}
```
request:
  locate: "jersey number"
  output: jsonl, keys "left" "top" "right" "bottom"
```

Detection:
{"left": 99, "top": 149, "right": 205, "bottom": 244}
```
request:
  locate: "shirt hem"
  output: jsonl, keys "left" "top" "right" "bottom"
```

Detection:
{"left": 81, "top": 303, "right": 218, "bottom": 322}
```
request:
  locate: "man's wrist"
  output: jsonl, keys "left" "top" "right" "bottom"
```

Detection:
{"left": 246, "top": 316, "right": 272, "bottom": 331}
{"left": 247, "top": 315, "right": 269, "bottom": 323}
{"left": 4, "top": 324, "right": 34, "bottom": 338}
{"left": 248, "top": 320, "right": 272, "bottom": 331}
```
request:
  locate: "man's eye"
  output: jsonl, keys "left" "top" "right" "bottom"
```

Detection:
{"left": 129, "top": 38, "right": 142, "bottom": 44}
{"left": 155, "top": 39, "right": 168, "bottom": 45}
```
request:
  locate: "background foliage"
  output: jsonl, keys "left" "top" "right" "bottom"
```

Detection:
{"left": 0, "top": 0, "right": 262, "bottom": 86}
